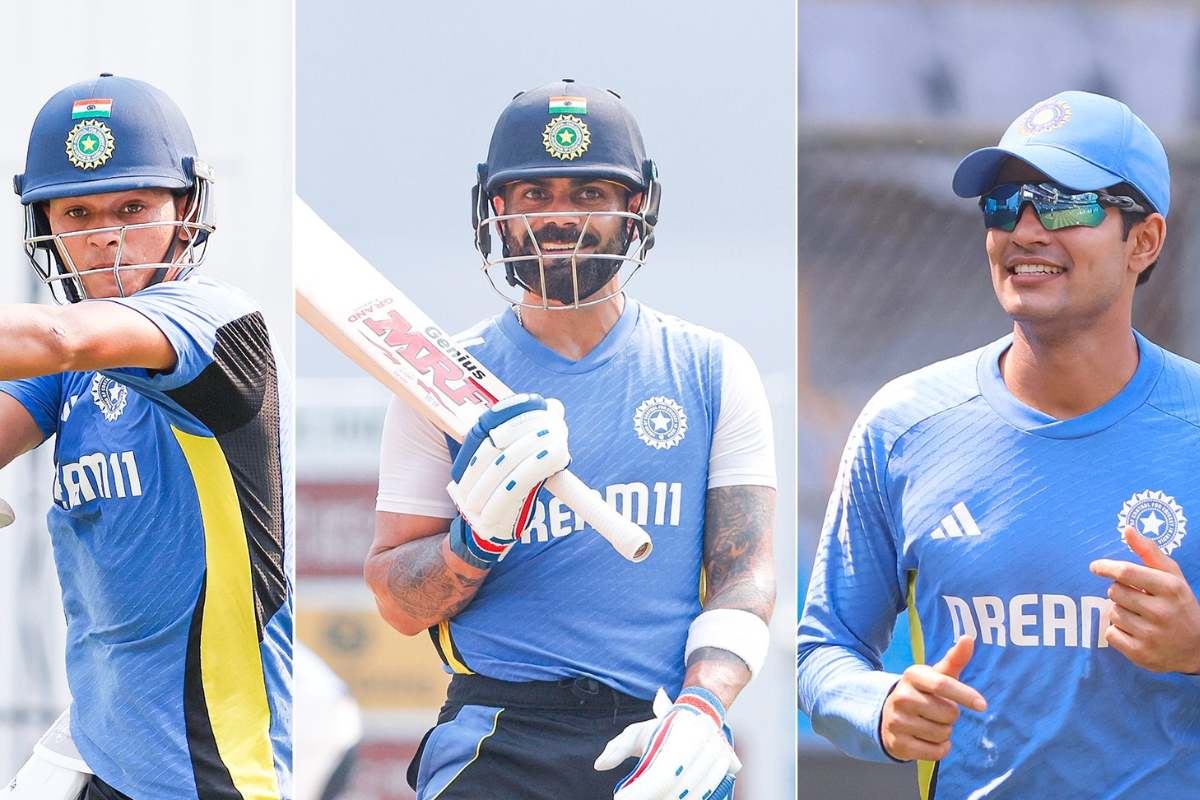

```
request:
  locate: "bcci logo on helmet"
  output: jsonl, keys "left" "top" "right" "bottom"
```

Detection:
{"left": 633, "top": 396, "right": 688, "bottom": 450}
{"left": 90, "top": 375, "right": 128, "bottom": 422}
{"left": 1117, "top": 490, "right": 1187, "bottom": 555}
{"left": 65, "top": 119, "right": 115, "bottom": 170}
{"left": 542, "top": 115, "right": 590, "bottom": 161}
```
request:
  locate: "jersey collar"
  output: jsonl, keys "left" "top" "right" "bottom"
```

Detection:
{"left": 497, "top": 294, "right": 641, "bottom": 374}
{"left": 978, "top": 329, "right": 1165, "bottom": 439}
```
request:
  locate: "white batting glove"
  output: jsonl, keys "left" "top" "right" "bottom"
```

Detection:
{"left": 446, "top": 394, "right": 570, "bottom": 568}
{"left": 594, "top": 687, "right": 740, "bottom": 800}
{"left": 0, "top": 498, "right": 14, "bottom": 529}
{"left": 1, "top": 707, "right": 92, "bottom": 799}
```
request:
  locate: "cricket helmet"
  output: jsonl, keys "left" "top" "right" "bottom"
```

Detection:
{"left": 472, "top": 79, "right": 661, "bottom": 308}
{"left": 14, "top": 73, "right": 215, "bottom": 303}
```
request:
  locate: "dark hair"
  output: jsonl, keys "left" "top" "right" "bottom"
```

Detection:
{"left": 1109, "top": 183, "right": 1157, "bottom": 286}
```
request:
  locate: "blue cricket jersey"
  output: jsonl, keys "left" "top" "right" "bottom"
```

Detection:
{"left": 0, "top": 274, "right": 293, "bottom": 799}
{"left": 431, "top": 299, "right": 726, "bottom": 700}
{"left": 797, "top": 331, "right": 1200, "bottom": 799}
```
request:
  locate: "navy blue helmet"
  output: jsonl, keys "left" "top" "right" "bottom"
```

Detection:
{"left": 14, "top": 74, "right": 215, "bottom": 303}
{"left": 472, "top": 80, "right": 661, "bottom": 308}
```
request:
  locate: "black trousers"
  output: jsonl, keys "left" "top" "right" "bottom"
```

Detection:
{"left": 409, "top": 674, "right": 654, "bottom": 800}
{"left": 81, "top": 774, "right": 132, "bottom": 800}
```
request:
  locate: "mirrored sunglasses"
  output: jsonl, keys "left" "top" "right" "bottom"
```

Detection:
{"left": 980, "top": 182, "right": 1146, "bottom": 232}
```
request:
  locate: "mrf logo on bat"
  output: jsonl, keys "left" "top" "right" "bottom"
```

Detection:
{"left": 349, "top": 298, "right": 495, "bottom": 409}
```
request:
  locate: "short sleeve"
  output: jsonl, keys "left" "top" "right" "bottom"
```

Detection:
{"left": 376, "top": 396, "right": 456, "bottom": 518}
{"left": 707, "top": 337, "right": 776, "bottom": 489}
{"left": 102, "top": 275, "right": 261, "bottom": 391}
{"left": 0, "top": 374, "right": 63, "bottom": 439}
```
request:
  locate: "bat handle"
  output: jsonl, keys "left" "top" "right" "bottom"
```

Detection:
{"left": 708, "top": 774, "right": 736, "bottom": 799}
{"left": 544, "top": 470, "right": 652, "bottom": 563}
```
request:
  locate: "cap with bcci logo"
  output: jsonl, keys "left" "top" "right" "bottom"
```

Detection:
{"left": 14, "top": 73, "right": 208, "bottom": 204}
{"left": 952, "top": 90, "right": 1171, "bottom": 217}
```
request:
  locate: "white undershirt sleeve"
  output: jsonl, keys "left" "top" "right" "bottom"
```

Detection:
{"left": 707, "top": 337, "right": 776, "bottom": 489}
{"left": 376, "top": 395, "right": 457, "bottom": 518}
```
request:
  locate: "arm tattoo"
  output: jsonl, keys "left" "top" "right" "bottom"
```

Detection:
{"left": 386, "top": 534, "right": 486, "bottom": 626}
{"left": 681, "top": 486, "right": 776, "bottom": 705}
{"left": 702, "top": 484, "right": 776, "bottom": 620}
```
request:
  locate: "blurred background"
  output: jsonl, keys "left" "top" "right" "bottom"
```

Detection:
{"left": 797, "top": 0, "right": 1200, "bottom": 796}
{"left": 295, "top": 1, "right": 797, "bottom": 797}
{"left": 0, "top": 0, "right": 292, "bottom": 783}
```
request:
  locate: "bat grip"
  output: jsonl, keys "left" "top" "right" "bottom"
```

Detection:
{"left": 545, "top": 470, "right": 652, "bottom": 563}
{"left": 709, "top": 774, "right": 736, "bottom": 799}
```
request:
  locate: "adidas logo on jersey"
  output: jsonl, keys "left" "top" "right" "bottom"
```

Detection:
{"left": 929, "top": 502, "right": 983, "bottom": 540}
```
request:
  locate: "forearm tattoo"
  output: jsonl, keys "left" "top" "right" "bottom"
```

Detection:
{"left": 386, "top": 534, "right": 486, "bottom": 626}
{"left": 702, "top": 485, "right": 776, "bottom": 620}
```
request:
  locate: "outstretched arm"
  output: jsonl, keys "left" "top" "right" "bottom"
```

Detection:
{"left": 0, "top": 301, "right": 175, "bottom": 381}
{"left": 0, "top": 394, "right": 45, "bottom": 470}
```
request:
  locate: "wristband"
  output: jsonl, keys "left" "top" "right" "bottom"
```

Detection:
{"left": 685, "top": 608, "right": 770, "bottom": 680}
{"left": 447, "top": 516, "right": 512, "bottom": 570}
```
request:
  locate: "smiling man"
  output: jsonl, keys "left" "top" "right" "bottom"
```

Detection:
{"left": 0, "top": 74, "right": 292, "bottom": 800}
{"left": 797, "top": 91, "right": 1200, "bottom": 799}
{"left": 365, "top": 81, "right": 777, "bottom": 800}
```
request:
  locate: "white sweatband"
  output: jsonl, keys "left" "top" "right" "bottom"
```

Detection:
{"left": 684, "top": 609, "right": 770, "bottom": 680}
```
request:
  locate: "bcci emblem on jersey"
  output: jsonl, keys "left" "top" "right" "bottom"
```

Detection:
{"left": 90, "top": 375, "right": 128, "bottom": 422}
{"left": 1118, "top": 490, "right": 1187, "bottom": 556}
{"left": 633, "top": 396, "right": 688, "bottom": 450}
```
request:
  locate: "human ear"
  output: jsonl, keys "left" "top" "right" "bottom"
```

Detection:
{"left": 1129, "top": 214, "right": 1166, "bottom": 277}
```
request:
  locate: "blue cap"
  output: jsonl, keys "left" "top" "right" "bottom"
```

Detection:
{"left": 14, "top": 74, "right": 206, "bottom": 204}
{"left": 952, "top": 91, "right": 1170, "bottom": 217}
{"left": 482, "top": 79, "right": 654, "bottom": 193}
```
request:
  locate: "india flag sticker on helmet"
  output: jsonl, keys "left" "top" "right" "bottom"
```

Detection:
{"left": 71, "top": 98, "right": 113, "bottom": 119}
{"left": 549, "top": 96, "right": 587, "bottom": 115}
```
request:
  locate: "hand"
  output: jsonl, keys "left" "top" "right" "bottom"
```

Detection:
{"left": 880, "top": 636, "right": 988, "bottom": 761}
{"left": 1090, "top": 526, "right": 1200, "bottom": 674}
{"left": 0, "top": 498, "right": 13, "bottom": 528}
{"left": 595, "top": 687, "right": 740, "bottom": 800}
{"left": 445, "top": 394, "right": 570, "bottom": 567}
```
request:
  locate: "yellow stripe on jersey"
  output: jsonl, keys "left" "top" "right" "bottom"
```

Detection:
{"left": 173, "top": 426, "right": 281, "bottom": 799}
{"left": 907, "top": 569, "right": 936, "bottom": 800}
{"left": 431, "top": 708, "right": 503, "bottom": 800}
{"left": 438, "top": 621, "right": 475, "bottom": 675}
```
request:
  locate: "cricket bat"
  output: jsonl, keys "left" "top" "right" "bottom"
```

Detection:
{"left": 294, "top": 197, "right": 652, "bottom": 563}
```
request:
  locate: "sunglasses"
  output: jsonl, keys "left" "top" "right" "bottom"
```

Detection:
{"left": 980, "top": 182, "right": 1147, "bottom": 232}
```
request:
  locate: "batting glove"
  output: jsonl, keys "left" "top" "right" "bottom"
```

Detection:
{"left": 0, "top": 497, "right": 13, "bottom": 529}
{"left": 446, "top": 394, "right": 570, "bottom": 569}
{"left": 594, "top": 687, "right": 741, "bottom": 800}
{"left": 1, "top": 707, "right": 92, "bottom": 799}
